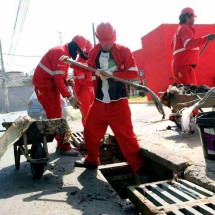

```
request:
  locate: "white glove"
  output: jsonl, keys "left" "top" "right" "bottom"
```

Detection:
{"left": 59, "top": 55, "right": 70, "bottom": 62}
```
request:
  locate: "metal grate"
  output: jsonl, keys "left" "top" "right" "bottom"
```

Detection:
{"left": 71, "top": 132, "right": 85, "bottom": 150}
{"left": 128, "top": 179, "right": 215, "bottom": 215}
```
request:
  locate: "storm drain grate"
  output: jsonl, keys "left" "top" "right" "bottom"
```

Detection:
{"left": 71, "top": 132, "right": 85, "bottom": 150}
{"left": 71, "top": 133, "right": 125, "bottom": 165}
{"left": 127, "top": 178, "right": 215, "bottom": 215}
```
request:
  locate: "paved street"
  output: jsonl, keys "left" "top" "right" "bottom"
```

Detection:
{"left": 0, "top": 104, "right": 215, "bottom": 214}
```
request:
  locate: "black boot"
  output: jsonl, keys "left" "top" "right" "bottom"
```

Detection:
{"left": 74, "top": 159, "right": 98, "bottom": 169}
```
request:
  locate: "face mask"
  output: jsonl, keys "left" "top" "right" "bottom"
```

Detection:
{"left": 79, "top": 51, "right": 88, "bottom": 60}
{"left": 68, "top": 42, "right": 78, "bottom": 60}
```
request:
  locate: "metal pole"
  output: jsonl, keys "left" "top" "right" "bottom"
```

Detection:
{"left": 0, "top": 40, "right": 9, "bottom": 113}
{"left": 92, "top": 23, "right": 96, "bottom": 47}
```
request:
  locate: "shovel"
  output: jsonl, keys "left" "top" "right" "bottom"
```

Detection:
{"left": 59, "top": 56, "right": 165, "bottom": 119}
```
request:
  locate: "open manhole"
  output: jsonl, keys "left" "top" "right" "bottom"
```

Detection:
{"left": 72, "top": 133, "right": 173, "bottom": 199}
{"left": 99, "top": 158, "right": 173, "bottom": 199}
{"left": 72, "top": 133, "right": 215, "bottom": 214}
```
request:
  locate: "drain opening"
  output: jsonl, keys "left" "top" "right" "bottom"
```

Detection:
{"left": 99, "top": 158, "right": 173, "bottom": 199}
{"left": 72, "top": 133, "right": 215, "bottom": 214}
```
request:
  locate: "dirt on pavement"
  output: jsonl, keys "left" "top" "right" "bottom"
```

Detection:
{"left": 0, "top": 103, "right": 215, "bottom": 215}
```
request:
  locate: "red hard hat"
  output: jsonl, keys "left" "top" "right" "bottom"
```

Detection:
{"left": 180, "top": 7, "right": 197, "bottom": 18}
{"left": 85, "top": 40, "right": 93, "bottom": 53}
{"left": 95, "top": 22, "right": 116, "bottom": 45}
{"left": 72, "top": 35, "right": 87, "bottom": 51}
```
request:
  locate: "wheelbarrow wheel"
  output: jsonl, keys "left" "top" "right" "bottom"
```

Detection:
{"left": 30, "top": 143, "right": 45, "bottom": 179}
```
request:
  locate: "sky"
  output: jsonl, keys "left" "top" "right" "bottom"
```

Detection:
{"left": 0, "top": 0, "right": 215, "bottom": 75}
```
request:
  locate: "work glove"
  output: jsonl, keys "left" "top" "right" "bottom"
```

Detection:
{"left": 59, "top": 55, "right": 70, "bottom": 61}
{"left": 68, "top": 95, "right": 81, "bottom": 109}
{"left": 207, "top": 34, "right": 215, "bottom": 41}
{"left": 95, "top": 69, "right": 111, "bottom": 80}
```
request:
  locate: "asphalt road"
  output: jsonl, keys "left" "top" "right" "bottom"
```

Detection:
{"left": 0, "top": 107, "right": 138, "bottom": 215}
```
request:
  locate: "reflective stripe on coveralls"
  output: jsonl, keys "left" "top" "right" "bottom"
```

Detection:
{"left": 39, "top": 62, "right": 65, "bottom": 76}
{"left": 173, "top": 47, "right": 199, "bottom": 55}
{"left": 73, "top": 75, "right": 85, "bottom": 79}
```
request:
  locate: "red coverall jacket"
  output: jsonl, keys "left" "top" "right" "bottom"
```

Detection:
{"left": 89, "top": 43, "right": 139, "bottom": 91}
{"left": 171, "top": 24, "right": 208, "bottom": 85}
{"left": 73, "top": 56, "right": 94, "bottom": 125}
{"left": 32, "top": 44, "right": 72, "bottom": 151}
{"left": 32, "top": 44, "right": 71, "bottom": 98}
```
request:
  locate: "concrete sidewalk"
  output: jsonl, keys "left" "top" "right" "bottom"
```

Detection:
{"left": 129, "top": 104, "right": 215, "bottom": 192}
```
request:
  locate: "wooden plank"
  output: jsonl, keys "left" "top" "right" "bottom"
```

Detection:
{"left": 178, "top": 178, "right": 214, "bottom": 197}
{"left": 99, "top": 162, "right": 132, "bottom": 176}
{"left": 171, "top": 93, "right": 215, "bottom": 110}
{"left": 99, "top": 162, "right": 128, "bottom": 170}
{"left": 127, "top": 185, "right": 160, "bottom": 215}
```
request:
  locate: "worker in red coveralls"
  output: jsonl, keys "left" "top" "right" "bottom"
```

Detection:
{"left": 72, "top": 40, "right": 95, "bottom": 126}
{"left": 74, "top": 22, "right": 146, "bottom": 182}
{"left": 169, "top": 7, "right": 215, "bottom": 120}
{"left": 171, "top": 7, "right": 215, "bottom": 85}
{"left": 32, "top": 35, "right": 87, "bottom": 156}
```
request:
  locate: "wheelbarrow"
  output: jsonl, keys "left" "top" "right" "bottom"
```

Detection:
{"left": 1, "top": 117, "right": 72, "bottom": 179}
{"left": 160, "top": 91, "right": 215, "bottom": 128}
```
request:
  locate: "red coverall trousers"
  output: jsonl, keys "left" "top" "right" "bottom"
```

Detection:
{"left": 74, "top": 86, "right": 94, "bottom": 126}
{"left": 35, "top": 86, "right": 71, "bottom": 151}
{"left": 84, "top": 99, "right": 143, "bottom": 173}
{"left": 171, "top": 65, "right": 199, "bottom": 116}
{"left": 172, "top": 64, "right": 197, "bottom": 85}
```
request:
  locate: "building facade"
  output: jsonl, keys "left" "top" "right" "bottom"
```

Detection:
{"left": 133, "top": 24, "right": 215, "bottom": 100}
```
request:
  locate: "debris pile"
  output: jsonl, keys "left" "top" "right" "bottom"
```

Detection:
{"left": 160, "top": 84, "right": 210, "bottom": 108}
{"left": 171, "top": 83, "right": 210, "bottom": 94}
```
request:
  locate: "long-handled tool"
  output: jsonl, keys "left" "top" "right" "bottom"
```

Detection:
{"left": 199, "top": 41, "right": 209, "bottom": 56}
{"left": 60, "top": 56, "right": 165, "bottom": 119}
